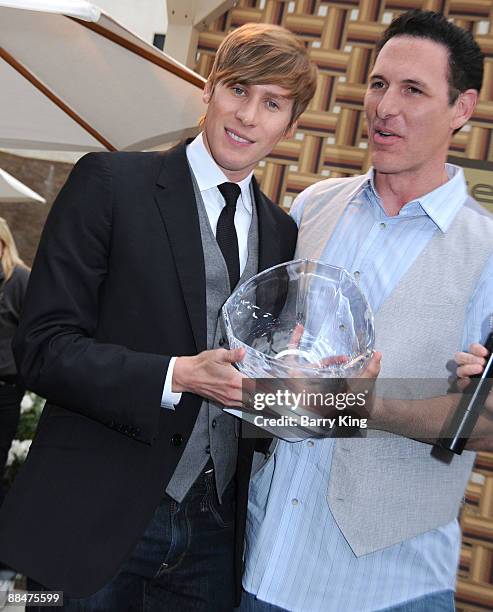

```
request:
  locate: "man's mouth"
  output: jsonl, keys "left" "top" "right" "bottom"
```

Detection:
{"left": 372, "top": 127, "right": 402, "bottom": 144}
{"left": 225, "top": 128, "right": 254, "bottom": 145}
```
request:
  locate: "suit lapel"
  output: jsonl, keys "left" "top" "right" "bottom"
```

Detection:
{"left": 153, "top": 158, "right": 279, "bottom": 352}
{"left": 154, "top": 142, "right": 207, "bottom": 353}
{"left": 252, "top": 177, "right": 281, "bottom": 272}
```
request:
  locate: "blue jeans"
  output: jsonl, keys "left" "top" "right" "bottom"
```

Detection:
{"left": 238, "top": 589, "right": 455, "bottom": 611}
{"left": 30, "top": 470, "right": 235, "bottom": 611}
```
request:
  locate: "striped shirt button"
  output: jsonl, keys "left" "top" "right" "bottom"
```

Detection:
{"left": 291, "top": 498, "right": 299, "bottom": 506}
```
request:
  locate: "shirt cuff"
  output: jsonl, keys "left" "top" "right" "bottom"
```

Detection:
{"left": 161, "top": 356, "right": 182, "bottom": 410}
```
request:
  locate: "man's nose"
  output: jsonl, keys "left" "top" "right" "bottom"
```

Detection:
{"left": 376, "top": 88, "right": 400, "bottom": 119}
{"left": 236, "top": 98, "right": 258, "bottom": 126}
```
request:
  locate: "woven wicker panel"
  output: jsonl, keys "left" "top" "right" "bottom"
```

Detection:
{"left": 196, "top": 2, "right": 493, "bottom": 609}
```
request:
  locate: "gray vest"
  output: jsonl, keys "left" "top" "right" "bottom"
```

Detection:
{"left": 293, "top": 172, "right": 493, "bottom": 555}
{"left": 166, "top": 180, "right": 259, "bottom": 503}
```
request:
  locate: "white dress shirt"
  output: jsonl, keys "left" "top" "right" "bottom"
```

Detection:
{"left": 161, "top": 132, "right": 254, "bottom": 408}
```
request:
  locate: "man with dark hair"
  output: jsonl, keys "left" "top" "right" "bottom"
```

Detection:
{"left": 0, "top": 23, "right": 317, "bottom": 612}
{"left": 376, "top": 9, "right": 484, "bottom": 101}
{"left": 241, "top": 11, "right": 493, "bottom": 612}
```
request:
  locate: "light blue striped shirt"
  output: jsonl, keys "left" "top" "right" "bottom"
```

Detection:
{"left": 243, "top": 164, "right": 493, "bottom": 611}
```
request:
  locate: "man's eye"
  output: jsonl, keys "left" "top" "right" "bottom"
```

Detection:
{"left": 232, "top": 86, "right": 246, "bottom": 96}
{"left": 267, "top": 100, "right": 280, "bottom": 111}
{"left": 369, "top": 81, "right": 385, "bottom": 90}
{"left": 406, "top": 86, "right": 422, "bottom": 95}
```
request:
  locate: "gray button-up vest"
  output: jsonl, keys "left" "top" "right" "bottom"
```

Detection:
{"left": 166, "top": 177, "right": 259, "bottom": 502}
{"left": 293, "top": 172, "right": 493, "bottom": 555}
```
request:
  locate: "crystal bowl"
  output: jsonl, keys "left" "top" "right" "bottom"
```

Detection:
{"left": 222, "top": 258, "right": 374, "bottom": 379}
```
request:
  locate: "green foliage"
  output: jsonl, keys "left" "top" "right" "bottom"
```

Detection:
{"left": 2, "top": 392, "right": 44, "bottom": 490}
{"left": 16, "top": 393, "right": 44, "bottom": 440}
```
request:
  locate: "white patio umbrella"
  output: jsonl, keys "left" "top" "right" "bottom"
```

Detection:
{"left": 0, "top": 0, "right": 207, "bottom": 152}
{"left": 0, "top": 167, "right": 45, "bottom": 202}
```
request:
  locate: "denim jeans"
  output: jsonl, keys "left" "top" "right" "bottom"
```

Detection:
{"left": 238, "top": 589, "right": 455, "bottom": 612}
{"left": 30, "top": 470, "right": 236, "bottom": 612}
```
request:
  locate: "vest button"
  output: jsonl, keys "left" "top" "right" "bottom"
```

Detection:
{"left": 205, "top": 444, "right": 211, "bottom": 454}
{"left": 212, "top": 419, "right": 217, "bottom": 428}
{"left": 218, "top": 337, "right": 226, "bottom": 346}
{"left": 171, "top": 433, "right": 183, "bottom": 447}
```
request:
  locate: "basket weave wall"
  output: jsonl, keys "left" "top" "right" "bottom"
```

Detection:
{"left": 195, "top": 2, "right": 493, "bottom": 609}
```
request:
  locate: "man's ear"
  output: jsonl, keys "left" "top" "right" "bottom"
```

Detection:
{"left": 284, "top": 120, "right": 298, "bottom": 140}
{"left": 203, "top": 81, "right": 212, "bottom": 104}
{"left": 450, "top": 89, "right": 478, "bottom": 132}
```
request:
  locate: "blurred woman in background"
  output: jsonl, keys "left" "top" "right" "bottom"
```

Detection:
{"left": 0, "top": 217, "right": 29, "bottom": 508}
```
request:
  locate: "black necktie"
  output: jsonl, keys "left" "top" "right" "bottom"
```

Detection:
{"left": 217, "top": 182, "right": 241, "bottom": 290}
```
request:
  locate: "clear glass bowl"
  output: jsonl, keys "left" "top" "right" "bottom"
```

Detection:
{"left": 222, "top": 259, "right": 374, "bottom": 379}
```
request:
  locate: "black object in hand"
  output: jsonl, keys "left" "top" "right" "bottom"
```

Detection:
{"left": 436, "top": 332, "right": 493, "bottom": 455}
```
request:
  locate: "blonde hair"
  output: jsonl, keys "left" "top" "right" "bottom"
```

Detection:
{"left": 0, "top": 217, "right": 26, "bottom": 281}
{"left": 206, "top": 23, "right": 318, "bottom": 125}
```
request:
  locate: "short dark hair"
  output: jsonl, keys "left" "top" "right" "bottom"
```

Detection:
{"left": 376, "top": 10, "right": 484, "bottom": 104}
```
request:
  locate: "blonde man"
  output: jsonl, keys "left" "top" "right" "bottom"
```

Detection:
{"left": 0, "top": 24, "right": 317, "bottom": 612}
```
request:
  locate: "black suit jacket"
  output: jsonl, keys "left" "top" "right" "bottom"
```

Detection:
{"left": 0, "top": 142, "right": 297, "bottom": 602}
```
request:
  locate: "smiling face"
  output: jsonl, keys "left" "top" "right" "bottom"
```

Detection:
{"left": 364, "top": 35, "right": 475, "bottom": 186}
{"left": 202, "top": 81, "right": 296, "bottom": 182}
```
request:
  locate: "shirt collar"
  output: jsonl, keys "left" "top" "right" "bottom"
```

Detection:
{"left": 186, "top": 132, "right": 253, "bottom": 212}
{"left": 363, "top": 167, "right": 378, "bottom": 200}
{"left": 362, "top": 164, "right": 467, "bottom": 233}
{"left": 416, "top": 164, "right": 467, "bottom": 232}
